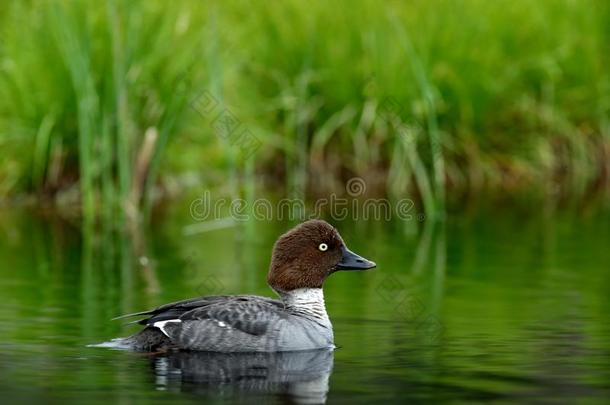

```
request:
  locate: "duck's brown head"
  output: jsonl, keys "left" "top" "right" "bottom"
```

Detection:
{"left": 267, "top": 219, "right": 376, "bottom": 292}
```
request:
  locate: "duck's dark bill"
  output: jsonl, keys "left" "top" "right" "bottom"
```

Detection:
{"left": 337, "top": 246, "right": 376, "bottom": 270}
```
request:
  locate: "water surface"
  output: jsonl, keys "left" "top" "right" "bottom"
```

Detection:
{"left": 0, "top": 201, "right": 609, "bottom": 403}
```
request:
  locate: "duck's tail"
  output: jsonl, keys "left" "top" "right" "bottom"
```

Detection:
{"left": 88, "top": 327, "right": 173, "bottom": 352}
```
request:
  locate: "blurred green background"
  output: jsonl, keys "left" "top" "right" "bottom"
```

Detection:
{"left": 1, "top": 2, "right": 609, "bottom": 402}
{"left": 1, "top": 0, "right": 608, "bottom": 224}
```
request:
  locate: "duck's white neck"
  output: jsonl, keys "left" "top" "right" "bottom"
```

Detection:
{"left": 279, "top": 288, "right": 331, "bottom": 327}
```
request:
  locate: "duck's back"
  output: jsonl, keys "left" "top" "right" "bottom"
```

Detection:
{"left": 117, "top": 295, "right": 333, "bottom": 352}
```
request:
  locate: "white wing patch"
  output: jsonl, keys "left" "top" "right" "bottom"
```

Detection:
{"left": 153, "top": 319, "right": 181, "bottom": 337}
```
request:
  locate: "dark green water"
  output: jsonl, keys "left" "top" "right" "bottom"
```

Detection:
{"left": 1, "top": 200, "right": 609, "bottom": 403}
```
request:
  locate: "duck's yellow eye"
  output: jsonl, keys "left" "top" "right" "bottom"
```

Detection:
{"left": 318, "top": 243, "right": 328, "bottom": 252}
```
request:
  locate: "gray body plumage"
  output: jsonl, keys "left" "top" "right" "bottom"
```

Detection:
{"left": 118, "top": 290, "right": 334, "bottom": 352}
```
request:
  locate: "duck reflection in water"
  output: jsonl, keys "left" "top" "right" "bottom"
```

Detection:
{"left": 150, "top": 348, "right": 333, "bottom": 404}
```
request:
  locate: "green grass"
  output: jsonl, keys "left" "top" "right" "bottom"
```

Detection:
{"left": 0, "top": 0, "right": 609, "bottom": 223}
{"left": 0, "top": 0, "right": 215, "bottom": 225}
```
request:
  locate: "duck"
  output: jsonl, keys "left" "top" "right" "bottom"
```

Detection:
{"left": 108, "top": 219, "right": 376, "bottom": 352}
